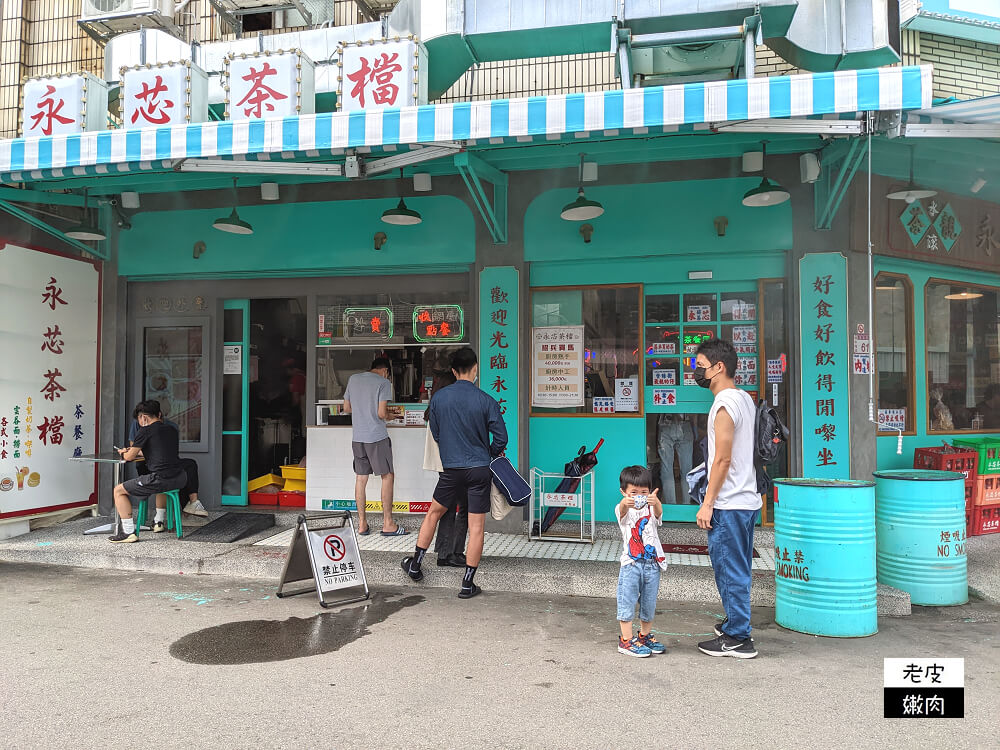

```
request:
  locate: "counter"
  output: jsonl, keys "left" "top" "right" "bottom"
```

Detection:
{"left": 306, "top": 424, "right": 437, "bottom": 513}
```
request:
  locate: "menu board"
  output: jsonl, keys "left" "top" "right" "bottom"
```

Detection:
{"left": 531, "top": 326, "right": 584, "bottom": 408}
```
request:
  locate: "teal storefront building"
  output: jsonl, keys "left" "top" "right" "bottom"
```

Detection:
{"left": 2, "top": 58, "right": 999, "bottom": 532}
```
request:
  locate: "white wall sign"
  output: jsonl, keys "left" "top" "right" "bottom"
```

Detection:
{"left": 542, "top": 492, "right": 581, "bottom": 508}
{"left": 0, "top": 244, "right": 99, "bottom": 518}
{"left": 593, "top": 396, "right": 614, "bottom": 414}
{"left": 22, "top": 74, "right": 107, "bottom": 137}
{"left": 223, "top": 345, "right": 242, "bottom": 375}
{"left": 651, "top": 341, "right": 676, "bottom": 355}
{"left": 531, "top": 326, "right": 585, "bottom": 408}
{"left": 227, "top": 50, "right": 316, "bottom": 120}
{"left": 652, "top": 388, "right": 677, "bottom": 406}
{"left": 732, "top": 326, "right": 757, "bottom": 344}
{"left": 878, "top": 408, "right": 906, "bottom": 431}
{"left": 652, "top": 369, "right": 676, "bottom": 385}
{"left": 615, "top": 378, "right": 639, "bottom": 412}
{"left": 339, "top": 39, "right": 424, "bottom": 112}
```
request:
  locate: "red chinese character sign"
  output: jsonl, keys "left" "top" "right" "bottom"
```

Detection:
{"left": 21, "top": 74, "right": 108, "bottom": 137}
{"left": 339, "top": 40, "right": 424, "bottom": 113}
{"left": 0, "top": 244, "right": 99, "bottom": 518}
{"left": 227, "top": 50, "right": 316, "bottom": 120}
{"left": 343, "top": 307, "right": 393, "bottom": 342}
{"left": 413, "top": 305, "right": 464, "bottom": 342}
{"left": 799, "top": 253, "right": 850, "bottom": 479}
{"left": 121, "top": 62, "right": 209, "bottom": 129}
{"left": 480, "top": 268, "right": 518, "bottom": 468}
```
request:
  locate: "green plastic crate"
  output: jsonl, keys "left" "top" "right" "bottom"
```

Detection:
{"left": 952, "top": 437, "right": 1000, "bottom": 475}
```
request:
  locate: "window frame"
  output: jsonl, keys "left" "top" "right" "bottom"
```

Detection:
{"left": 924, "top": 276, "right": 1000, "bottom": 436}
{"left": 874, "top": 272, "right": 916, "bottom": 437}
{"left": 529, "top": 283, "right": 644, "bottom": 418}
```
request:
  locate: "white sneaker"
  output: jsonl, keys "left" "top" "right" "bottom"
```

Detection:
{"left": 183, "top": 499, "right": 209, "bottom": 517}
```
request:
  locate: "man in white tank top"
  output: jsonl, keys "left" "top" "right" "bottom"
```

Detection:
{"left": 692, "top": 338, "right": 760, "bottom": 659}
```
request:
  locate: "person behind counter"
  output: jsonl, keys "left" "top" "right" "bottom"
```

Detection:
{"left": 110, "top": 400, "right": 188, "bottom": 543}
{"left": 344, "top": 356, "right": 406, "bottom": 537}
{"left": 424, "top": 370, "right": 468, "bottom": 568}
{"left": 402, "top": 347, "right": 508, "bottom": 599}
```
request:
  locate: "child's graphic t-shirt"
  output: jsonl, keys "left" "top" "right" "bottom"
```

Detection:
{"left": 616, "top": 505, "right": 668, "bottom": 571}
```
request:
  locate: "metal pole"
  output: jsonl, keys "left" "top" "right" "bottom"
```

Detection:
{"left": 631, "top": 25, "right": 745, "bottom": 48}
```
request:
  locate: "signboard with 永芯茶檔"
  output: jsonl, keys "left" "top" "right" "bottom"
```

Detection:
{"left": 225, "top": 50, "right": 316, "bottom": 120}
{"left": 338, "top": 39, "right": 427, "bottom": 113}
{"left": 121, "top": 61, "right": 208, "bottom": 128}
{"left": 21, "top": 73, "right": 108, "bottom": 137}
{"left": 0, "top": 243, "right": 99, "bottom": 518}
{"left": 531, "top": 326, "right": 584, "bottom": 408}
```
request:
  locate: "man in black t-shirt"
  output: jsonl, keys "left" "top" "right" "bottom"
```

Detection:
{"left": 110, "top": 400, "right": 188, "bottom": 543}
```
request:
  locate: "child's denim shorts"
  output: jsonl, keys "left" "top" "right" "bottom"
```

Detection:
{"left": 616, "top": 558, "right": 661, "bottom": 622}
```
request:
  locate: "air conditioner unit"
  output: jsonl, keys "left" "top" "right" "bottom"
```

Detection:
{"left": 81, "top": 0, "right": 174, "bottom": 25}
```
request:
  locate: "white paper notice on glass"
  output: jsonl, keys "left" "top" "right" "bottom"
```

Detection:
{"left": 615, "top": 378, "right": 639, "bottom": 412}
{"left": 531, "top": 326, "right": 585, "bottom": 408}
{"left": 224, "top": 345, "right": 242, "bottom": 375}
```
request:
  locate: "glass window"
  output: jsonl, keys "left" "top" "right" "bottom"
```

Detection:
{"left": 875, "top": 274, "right": 913, "bottom": 432}
{"left": 925, "top": 281, "right": 1000, "bottom": 432}
{"left": 142, "top": 325, "right": 204, "bottom": 443}
{"left": 532, "top": 285, "right": 641, "bottom": 415}
{"left": 645, "top": 293, "right": 680, "bottom": 324}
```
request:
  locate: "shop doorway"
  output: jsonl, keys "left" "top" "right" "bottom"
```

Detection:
{"left": 643, "top": 279, "right": 788, "bottom": 525}
{"left": 222, "top": 297, "right": 307, "bottom": 505}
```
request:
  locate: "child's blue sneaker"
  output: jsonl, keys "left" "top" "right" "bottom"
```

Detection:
{"left": 618, "top": 636, "right": 652, "bottom": 658}
{"left": 637, "top": 632, "right": 666, "bottom": 654}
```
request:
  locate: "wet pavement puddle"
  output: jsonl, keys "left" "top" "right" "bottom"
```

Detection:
{"left": 169, "top": 592, "right": 425, "bottom": 665}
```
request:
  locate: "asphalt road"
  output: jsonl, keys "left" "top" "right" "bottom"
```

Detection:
{"left": 2, "top": 562, "right": 997, "bottom": 749}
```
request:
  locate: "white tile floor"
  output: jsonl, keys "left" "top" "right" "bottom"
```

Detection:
{"left": 255, "top": 528, "right": 776, "bottom": 570}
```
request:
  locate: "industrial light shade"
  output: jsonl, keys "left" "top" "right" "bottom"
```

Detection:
{"left": 887, "top": 146, "right": 936, "bottom": 203}
{"left": 213, "top": 208, "right": 254, "bottom": 235}
{"left": 65, "top": 222, "right": 106, "bottom": 241}
{"left": 742, "top": 177, "right": 790, "bottom": 207}
{"left": 944, "top": 290, "right": 984, "bottom": 300}
{"left": 885, "top": 186, "right": 938, "bottom": 203}
{"left": 560, "top": 188, "right": 605, "bottom": 221}
{"left": 213, "top": 178, "right": 254, "bottom": 235}
{"left": 65, "top": 188, "right": 106, "bottom": 241}
{"left": 381, "top": 197, "right": 422, "bottom": 225}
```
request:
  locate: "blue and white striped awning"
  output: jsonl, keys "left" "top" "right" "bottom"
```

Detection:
{"left": 0, "top": 65, "right": 933, "bottom": 184}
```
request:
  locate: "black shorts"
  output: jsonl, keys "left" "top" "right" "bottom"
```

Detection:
{"left": 434, "top": 466, "right": 491, "bottom": 515}
{"left": 121, "top": 470, "right": 187, "bottom": 498}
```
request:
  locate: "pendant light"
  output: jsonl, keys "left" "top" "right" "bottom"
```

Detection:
{"left": 65, "top": 189, "right": 106, "bottom": 241}
{"left": 560, "top": 154, "right": 604, "bottom": 221}
{"left": 886, "top": 146, "right": 936, "bottom": 203}
{"left": 381, "top": 169, "right": 422, "bottom": 225}
{"left": 742, "top": 142, "right": 790, "bottom": 207}
{"left": 213, "top": 178, "right": 254, "bottom": 235}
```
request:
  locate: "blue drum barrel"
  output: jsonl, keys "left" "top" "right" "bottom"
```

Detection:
{"left": 773, "top": 478, "right": 877, "bottom": 637}
{"left": 874, "top": 470, "right": 968, "bottom": 606}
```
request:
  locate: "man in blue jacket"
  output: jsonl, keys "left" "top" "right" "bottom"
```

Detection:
{"left": 402, "top": 347, "right": 507, "bottom": 599}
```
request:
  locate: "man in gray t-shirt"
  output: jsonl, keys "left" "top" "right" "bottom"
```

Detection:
{"left": 344, "top": 357, "right": 405, "bottom": 536}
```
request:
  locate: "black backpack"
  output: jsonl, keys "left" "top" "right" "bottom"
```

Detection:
{"left": 754, "top": 399, "right": 790, "bottom": 495}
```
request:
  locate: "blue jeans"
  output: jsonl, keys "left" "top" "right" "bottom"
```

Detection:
{"left": 706, "top": 508, "right": 757, "bottom": 640}
{"left": 658, "top": 420, "right": 693, "bottom": 504}
{"left": 616, "top": 559, "right": 661, "bottom": 623}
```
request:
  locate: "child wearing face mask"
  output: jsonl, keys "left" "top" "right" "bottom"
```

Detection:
{"left": 615, "top": 465, "right": 668, "bottom": 657}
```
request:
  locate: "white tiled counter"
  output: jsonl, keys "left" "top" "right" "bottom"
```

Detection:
{"left": 306, "top": 425, "right": 438, "bottom": 513}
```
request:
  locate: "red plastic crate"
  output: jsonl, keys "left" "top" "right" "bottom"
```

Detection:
{"left": 974, "top": 475, "right": 1000, "bottom": 507}
{"left": 278, "top": 490, "right": 305, "bottom": 507}
{"left": 971, "top": 504, "right": 1000, "bottom": 536}
{"left": 913, "top": 445, "right": 979, "bottom": 482}
{"left": 249, "top": 490, "right": 278, "bottom": 505}
{"left": 965, "top": 482, "right": 975, "bottom": 507}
